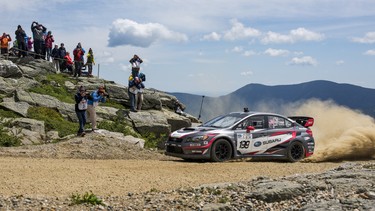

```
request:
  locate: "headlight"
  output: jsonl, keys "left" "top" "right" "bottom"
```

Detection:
{"left": 187, "top": 135, "right": 210, "bottom": 142}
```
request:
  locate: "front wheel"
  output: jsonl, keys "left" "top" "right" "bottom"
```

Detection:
{"left": 210, "top": 139, "right": 232, "bottom": 162}
{"left": 287, "top": 141, "right": 305, "bottom": 162}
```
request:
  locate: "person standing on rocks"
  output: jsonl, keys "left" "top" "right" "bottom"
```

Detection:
{"left": 51, "top": 44, "right": 60, "bottom": 72}
{"left": 75, "top": 86, "right": 88, "bottom": 137}
{"left": 0, "top": 33, "right": 12, "bottom": 55}
{"left": 85, "top": 48, "right": 95, "bottom": 77}
{"left": 15, "top": 25, "right": 27, "bottom": 57}
{"left": 44, "top": 31, "right": 54, "bottom": 61}
{"left": 31, "top": 21, "right": 46, "bottom": 59}
{"left": 87, "top": 86, "right": 108, "bottom": 131}
{"left": 129, "top": 54, "right": 143, "bottom": 78}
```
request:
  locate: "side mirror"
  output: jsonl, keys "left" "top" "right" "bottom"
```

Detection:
{"left": 246, "top": 126, "right": 255, "bottom": 133}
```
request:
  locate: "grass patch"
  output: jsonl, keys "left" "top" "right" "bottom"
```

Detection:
{"left": 70, "top": 191, "right": 104, "bottom": 206}
{"left": 27, "top": 107, "right": 76, "bottom": 137}
{"left": 0, "top": 124, "right": 21, "bottom": 147}
{"left": 142, "top": 132, "right": 167, "bottom": 149}
{"left": 98, "top": 118, "right": 140, "bottom": 138}
{"left": 0, "top": 108, "right": 22, "bottom": 118}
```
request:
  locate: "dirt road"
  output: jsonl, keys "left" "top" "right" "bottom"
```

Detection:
{"left": 0, "top": 157, "right": 341, "bottom": 198}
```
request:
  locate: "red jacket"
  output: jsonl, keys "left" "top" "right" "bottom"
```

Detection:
{"left": 45, "top": 35, "right": 54, "bottom": 48}
{"left": 64, "top": 54, "right": 73, "bottom": 65}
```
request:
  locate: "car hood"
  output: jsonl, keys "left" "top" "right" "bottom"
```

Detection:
{"left": 170, "top": 127, "right": 218, "bottom": 138}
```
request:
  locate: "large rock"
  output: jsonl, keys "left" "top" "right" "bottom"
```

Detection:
{"left": 0, "top": 97, "right": 30, "bottom": 117}
{"left": 8, "top": 118, "right": 46, "bottom": 144}
{"left": 0, "top": 59, "right": 22, "bottom": 78}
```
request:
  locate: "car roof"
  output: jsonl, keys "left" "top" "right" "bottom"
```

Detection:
{"left": 229, "top": 111, "right": 285, "bottom": 117}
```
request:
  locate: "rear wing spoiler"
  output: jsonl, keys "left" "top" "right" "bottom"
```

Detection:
{"left": 288, "top": 116, "right": 314, "bottom": 128}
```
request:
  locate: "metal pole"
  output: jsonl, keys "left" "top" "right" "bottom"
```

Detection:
{"left": 198, "top": 95, "right": 205, "bottom": 120}
{"left": 97, "top": 63, "right": 100, "bottom": 78}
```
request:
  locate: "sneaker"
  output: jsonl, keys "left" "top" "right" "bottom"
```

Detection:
{"left": 81, "top": 132, "right": 86, "bottom": 137}
{"left": 130, "top": 109, "right": 138, "bottom": 112}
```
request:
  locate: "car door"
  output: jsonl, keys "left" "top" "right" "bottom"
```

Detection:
{"left": 234, "top": 115, "right": 268, "bottom": 155}
{"left": 260, "top": 115, "right": 295, "bottom": 151}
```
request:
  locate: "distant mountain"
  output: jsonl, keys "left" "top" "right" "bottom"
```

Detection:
{"left": 169, "top": 80, "right": 375, "bottom": 122}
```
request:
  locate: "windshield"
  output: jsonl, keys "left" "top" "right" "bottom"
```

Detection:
{"left": 202, "top": 113, "right": 247, "bottom": 128}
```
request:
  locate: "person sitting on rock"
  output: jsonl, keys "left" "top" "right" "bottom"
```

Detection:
{"left": 63, "top": 52, "right": 74, "bottom": 74}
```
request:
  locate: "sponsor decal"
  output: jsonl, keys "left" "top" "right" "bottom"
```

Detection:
{"left": 254, "top": 141, "right": 262, "bottom": 147}
{"left": 190, "top": 143, "right": 201, "bottom": 147}
{"left": 262, "top": 138, "right": 281, "bottom": 145}
{"left": 237, "top": 133, "right": 251, "bottom": 139}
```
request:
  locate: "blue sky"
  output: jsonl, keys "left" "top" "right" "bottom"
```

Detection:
{"left": 1, "top": 0, "right": 375, "bottom": 96}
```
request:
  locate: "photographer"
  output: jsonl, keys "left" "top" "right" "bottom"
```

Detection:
{"left": 74, "top": 86, "right": 88, "bottom": 137}
{"left": 0, "top": 33, "right": 12, "bottom": 55}
{"left": 31, "top": 21, "right": 46, "bottom": 59}
{"left": 87, "top": 86, "right": 108, "bottom": 132}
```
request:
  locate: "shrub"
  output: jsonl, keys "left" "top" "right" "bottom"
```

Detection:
{"left": 27, "top": 107, "right": 76, "bottom": 137}
{"left": 98, "top": 120, "right": 141, "bottom": 138}
{"left": 0, "top": 124, "right": 21, "bottom": 147}
{"left": 70, "top": 191, "right": 104, "bottom": 206}
{"left": 0, "top": 108, "right": 21, "bottom": 118}
{"left": 142, "top": 132, "right": 167, "bottom": 149}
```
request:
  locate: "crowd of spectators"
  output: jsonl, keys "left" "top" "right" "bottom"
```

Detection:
{"left": 0, "top": 21, "right": 95, "bottom": 77}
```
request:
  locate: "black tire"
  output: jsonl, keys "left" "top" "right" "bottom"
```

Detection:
{"left": 210, "top": 139, "right": 232, "bottom": 162}
{"left": 287, "top": 141, "right": 305, "bottom": 162}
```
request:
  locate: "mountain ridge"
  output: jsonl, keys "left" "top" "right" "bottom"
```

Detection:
{"left": 169, "top": 80, "right": 375, "bottom": 121}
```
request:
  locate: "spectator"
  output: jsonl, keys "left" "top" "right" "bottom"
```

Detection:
{"left": 73, "top": 43, "right": 85, "bottom": 77}
{"left": 27, "top": 37, "right": 33, "bottom": 51}
{"left": 31, "top": 21, "right": 46, "bottom": 59}
{"left": 58, "top": 43, "right": 66, "bottom": 70}
{"left": 87, "top": 86, "right": 108, "bottom": 131}
{"left": 51, "top": 44, "right": 60, "bottom": 72}
{"left": 129, "top": 54, "right": 143, "bottom": 78}
{"left": 63, "top": 52, "right": 74, "bottom": 74}
{"left": 45, "top": 31, "right": 54, "bottom": 61}
{"left": 128, "top": 73, "right": 145, "bottom": 112}
{"left": 74, "top": 86, "right": 88, "bottom": 137}
{"left": 85, "top": 48, "right": 95, "bottom": 77}
{"left": 15, "top": 25, "right": 27, "bottom": 57}
{"left": 0, "top": 33, "right": 12, "bottom": 55}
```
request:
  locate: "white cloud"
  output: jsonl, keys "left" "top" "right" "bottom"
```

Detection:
{"left": 261, "top": 27, "right": 325, "bottom": 44}
{"left": 223, "top": 19, "right": 261, "bottom": 41}
{"left": 202, "top": 19, "right": 261, "bottom": 41}
{"left": 243, "top": 50, "right": 257, "bottom": 57}
{"left": 288, "top": 56, "right": 317, "bottom": 66}
{"left": 108, "top": 19, "right": 188, "bottom": 48}
{"left": 231, "top": 46, "right": 244, "bottom": 53}
{"left": 240, "top": 71, "right": 253, "bottom": 76}
{"left": 352, "top": 32, "right": 375, "bottom": 44}
{"left": 364, "top": 49, "right": 375, "bottom": 55}
{"left": 202, "top": 32, "right": 221, "bottom": 41}
{"left": 336, "top": 60, "right": 345, "bottom": 65}
{"left": 264, "top": 48, "right": 290, "bottom": 57}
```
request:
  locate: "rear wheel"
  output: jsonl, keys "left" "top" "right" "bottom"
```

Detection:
{"left": 210, "top": 139, "right": 232, "bottom": 162}
{"left": 287, "top": 141, "right": 305, "bottom": 162}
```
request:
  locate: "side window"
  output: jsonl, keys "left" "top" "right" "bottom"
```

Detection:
{"left": 267, "top": 116, "right": 293, "bottom": 129}
{"left": 235, "top": 116, "right": 265, "bottom": 130}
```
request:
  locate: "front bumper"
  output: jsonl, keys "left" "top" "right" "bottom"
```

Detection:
{"left": 165, "top": 142, "right": 212, "bottom": 160}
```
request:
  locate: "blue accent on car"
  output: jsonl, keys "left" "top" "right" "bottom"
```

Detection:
{"left": 254, "top": 141, "right": 262, "bottom": 147}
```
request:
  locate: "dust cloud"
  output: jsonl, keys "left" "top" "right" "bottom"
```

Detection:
{"left": 282, "top": 99, "right": 375, "bottom": 162}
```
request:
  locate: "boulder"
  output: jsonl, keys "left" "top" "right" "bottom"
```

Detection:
{"left": 0, "top": 97, "right": 30, "bottom": 117}
{"left": 0, "top": 59, "right": 22, "bottom": 78}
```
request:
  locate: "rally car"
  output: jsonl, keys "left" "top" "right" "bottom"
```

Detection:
{"left": 165, "top": 109, "right": 314, "bottom": 162}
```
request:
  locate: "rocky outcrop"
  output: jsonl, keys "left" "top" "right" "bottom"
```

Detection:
{"left": 0, "top": 57, "right": 197, "bottom": 145}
